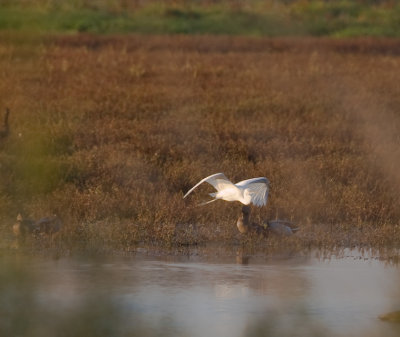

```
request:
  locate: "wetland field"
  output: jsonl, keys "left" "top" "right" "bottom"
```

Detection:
{"left": 1, "top": 33, "right": 400, "bottom": 252}
{"left": 1, "top": 2, "right": 400, "bottom": 337}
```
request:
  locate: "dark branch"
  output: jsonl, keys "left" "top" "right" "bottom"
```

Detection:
{"left": 0, "top": 107, "right": 10, "bottom": 138}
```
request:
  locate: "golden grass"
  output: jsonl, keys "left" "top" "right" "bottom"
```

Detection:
{"left": 0, "top": 34, "right": 400, "bottom": 251}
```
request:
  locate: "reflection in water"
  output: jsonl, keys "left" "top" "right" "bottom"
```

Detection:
{"left": 0, "top": 250, "right": 399, "bottom": 337}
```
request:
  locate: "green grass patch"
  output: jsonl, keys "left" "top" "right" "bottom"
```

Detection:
{"left": 1, "top": 1, "right": 400, "bottom": 37}
{"left": 0, "top": 6, "right": 300, "bottom": 36}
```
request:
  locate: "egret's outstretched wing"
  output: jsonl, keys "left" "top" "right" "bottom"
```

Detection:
{"left": 236, "top": 177, "right": 269, "bottom": 207}
{"left": 183, "top": 173, "right": 234, "bottom": 199}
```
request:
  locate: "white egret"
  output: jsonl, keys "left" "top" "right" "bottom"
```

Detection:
{"left": 183, "top": 172, "right": 269, "bottom": 207}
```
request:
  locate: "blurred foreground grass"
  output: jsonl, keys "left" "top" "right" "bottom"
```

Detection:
{"left": 1, "top": 33, "right": 400, "bottom": 251}
{"left": 1, "top": 0, "right": 400, "bottom": 37}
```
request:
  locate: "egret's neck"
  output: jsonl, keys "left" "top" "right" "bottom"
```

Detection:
{"left": 3, "top": 108, "right": 9, "bottom": 130}
{"left": 237, "top": 206, "right": 251, "bottom": 233}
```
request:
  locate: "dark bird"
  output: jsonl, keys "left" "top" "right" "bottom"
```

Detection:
{"left": 0, "top": 107, "right": 10, "bottom": 139}
{"left": 236, "top": 205, "right": 269, "bottom": 236}
{"left": 13, "top": 214, "right": 63, "bottom": 242}
{"left": 236, "top": 206, "right": 298, "bottom": 237}
{"left": 34, "top": 215, "right": 63, "bottom": 236}
{"left": 13, "top": 214, "right": 36, "bottom": 238}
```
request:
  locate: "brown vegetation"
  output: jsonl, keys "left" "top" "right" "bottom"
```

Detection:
{"left": 0, "top": 34, "right": 400, "bottom": 251}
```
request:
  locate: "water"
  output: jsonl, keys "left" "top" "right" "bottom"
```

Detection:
{"left": 1, "top": 248, "right": 399, "bottom": 337}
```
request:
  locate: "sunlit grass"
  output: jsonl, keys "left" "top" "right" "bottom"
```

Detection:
{"left": 1, "top": 34, "right": 400, "bottom": 251}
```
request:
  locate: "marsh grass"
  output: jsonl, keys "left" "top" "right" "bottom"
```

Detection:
{"left": 1, "top": 34, "right": 400, "bottom": 252}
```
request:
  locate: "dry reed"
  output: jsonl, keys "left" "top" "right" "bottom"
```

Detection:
{"left": 0, "top": 34, "right": 400, "bottom": 251}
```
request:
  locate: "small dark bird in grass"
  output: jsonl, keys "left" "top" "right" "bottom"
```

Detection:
{"left": 34, "top": 215, "right": 63, "bottom": 236}
{"left": 237, "top": 205, "right": 298, "bottom": 237}
{"left": 236, "top": 205, "right": 269, "bottom": 237}
{"left": 13, "top": 214, "right": 36, "bottom": 238}
{"left": 13, "top": 214, "right": 63, "bottom": 242}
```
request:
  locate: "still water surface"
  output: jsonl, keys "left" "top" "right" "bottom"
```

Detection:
{"left": 3, "top": 249, "right": 400, "bottom": 337}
